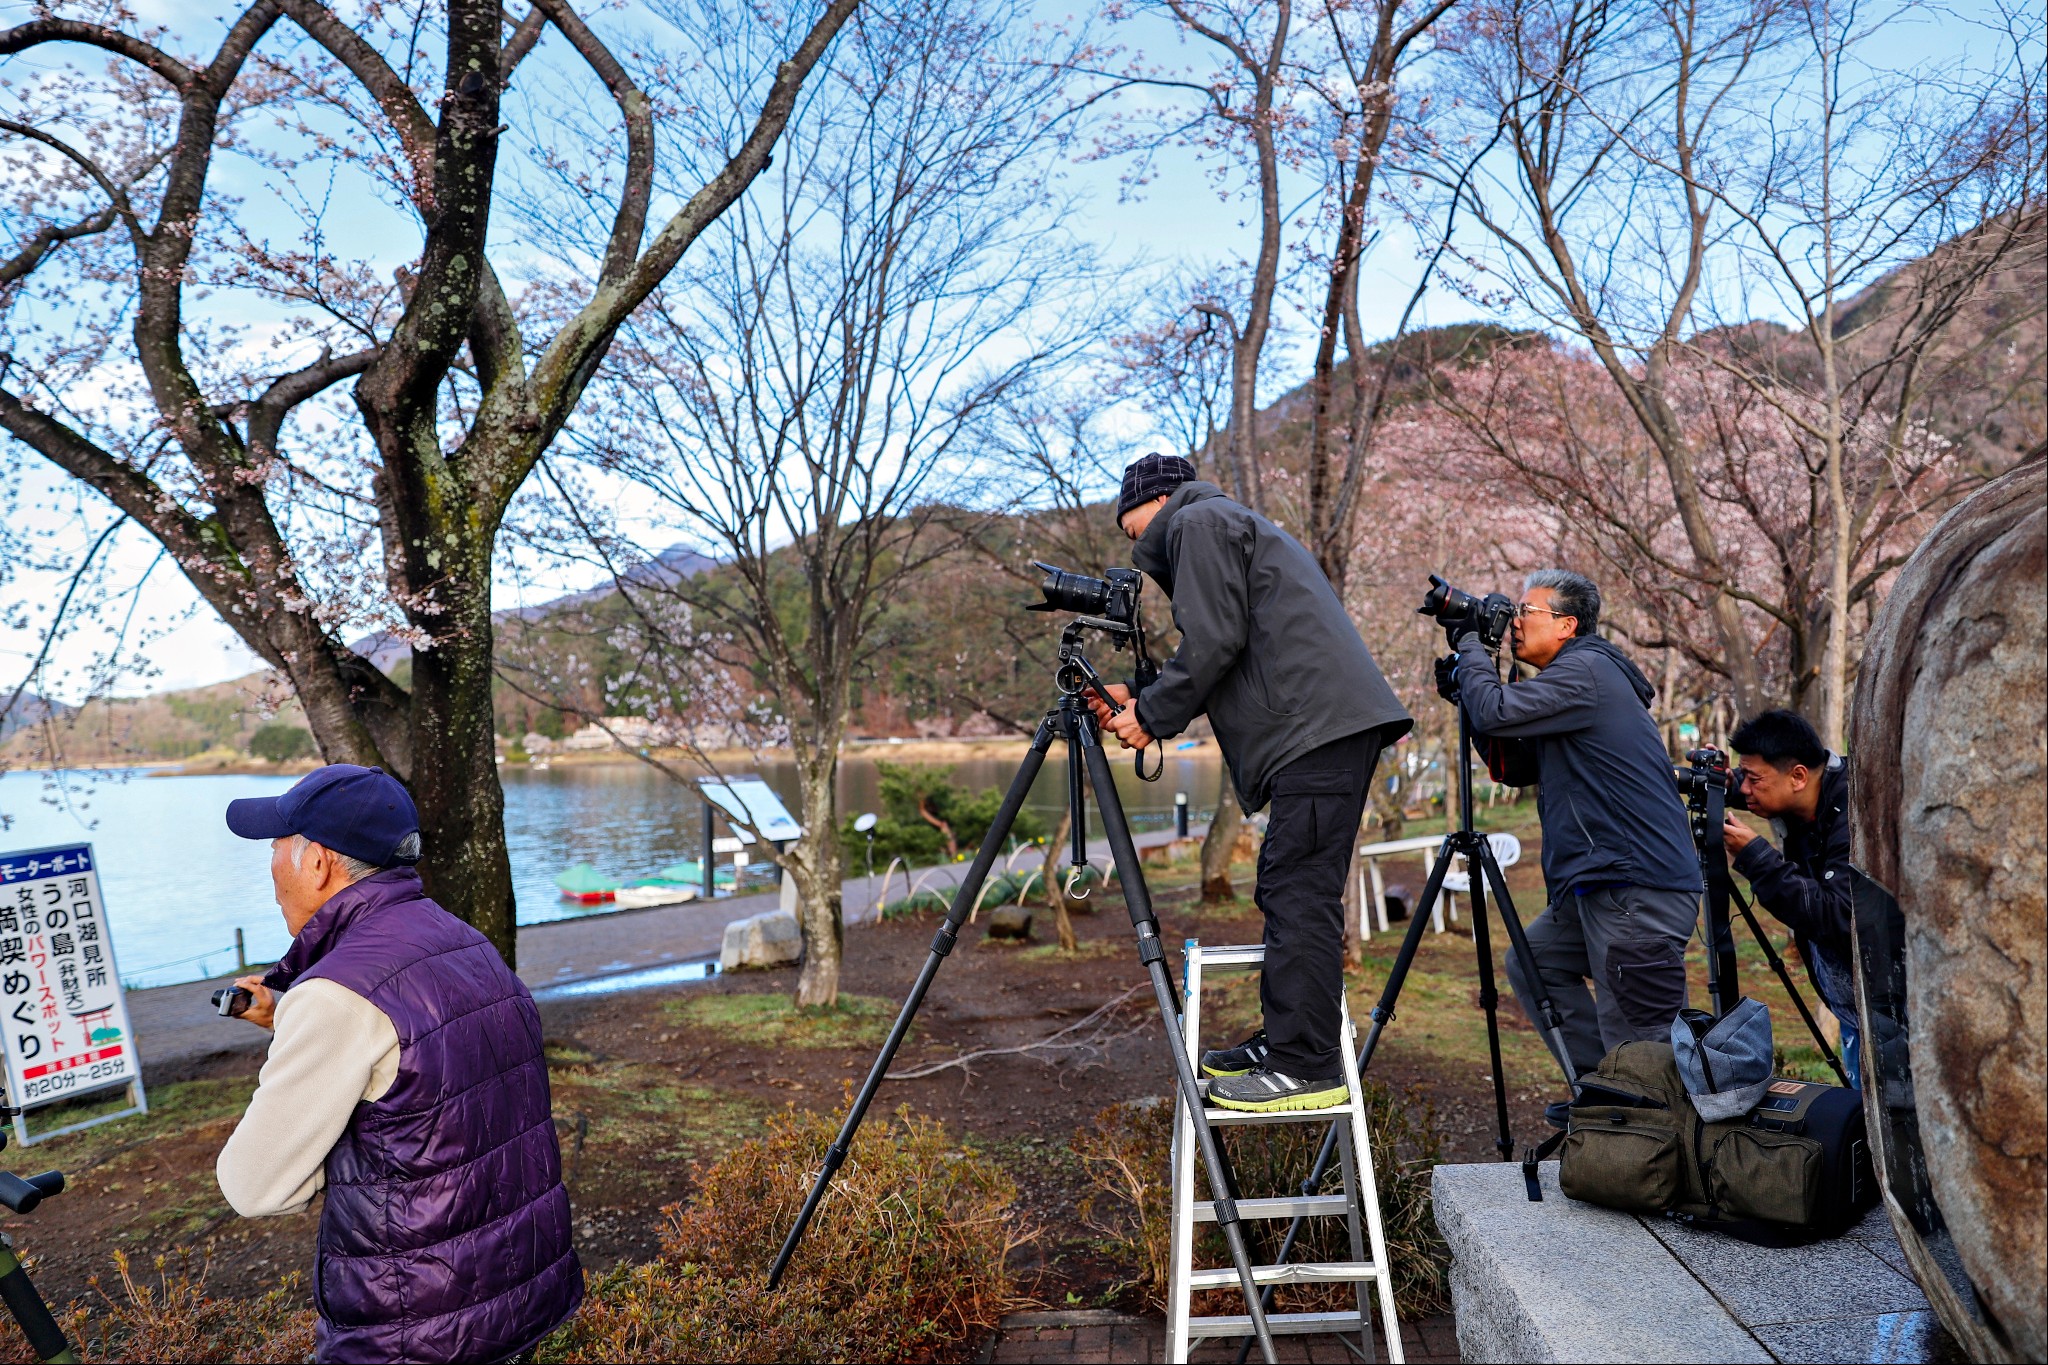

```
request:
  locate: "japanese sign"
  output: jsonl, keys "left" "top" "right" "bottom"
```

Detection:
{"left": 0, "top": 844, "right": 140, "bottom": 1110}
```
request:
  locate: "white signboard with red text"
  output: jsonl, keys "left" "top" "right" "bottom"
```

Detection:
{"left": 0, "top": 843, "right": 147, "bottom": 1143}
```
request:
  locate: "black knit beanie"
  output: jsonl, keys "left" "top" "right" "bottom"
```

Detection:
{"left": 1116, "top": 453, "right": 1197, "bottom": 520}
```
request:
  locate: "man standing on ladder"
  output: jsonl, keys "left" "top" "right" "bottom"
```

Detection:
{"left": 1089, "top": 454, "right": 1412, "bottom": 1112}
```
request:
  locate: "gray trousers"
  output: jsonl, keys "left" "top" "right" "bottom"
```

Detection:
{"left": 1504, "top": 885, "right": 1699, "bottom": 1080}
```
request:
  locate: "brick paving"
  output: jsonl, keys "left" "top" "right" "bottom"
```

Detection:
{"left": 980, "top": 1310, "right": 1460, "bottom": 1364}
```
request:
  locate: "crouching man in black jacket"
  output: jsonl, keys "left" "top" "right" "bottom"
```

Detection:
{"left": 1448, "top": 570, "right": 1701, "bottom": 1120}
{"left": 1088, "top": 454, "right": 1412, "bottom": 1112}
{"left": 1723, "top": 710, "right": 1860, "bottom": 1086}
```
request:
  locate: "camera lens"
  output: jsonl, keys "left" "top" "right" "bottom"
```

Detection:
{"left": 1029, "top": 561, "right": 1112, "bottom": 616}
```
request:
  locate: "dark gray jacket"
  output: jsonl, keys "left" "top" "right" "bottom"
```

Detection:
{"left": 1733, "top": 756, "right": 1855, "bottom": 1018}
{"left": 1453, "top": 633, "right": 1700, "bottom": 897}
{"left": 1130, "top": 482, "right": 1411, "bottom": 811}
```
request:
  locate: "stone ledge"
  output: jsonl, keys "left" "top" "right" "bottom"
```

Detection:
{"left": 1434, "top": 1162, "right": 1951, "bottom": 1364}
{"left": 1434, "top": 1161, "right": 1772, "bottom": 1363}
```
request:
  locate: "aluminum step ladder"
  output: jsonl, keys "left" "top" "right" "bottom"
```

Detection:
{"left": 1167, "top": 941, "right": 1402, "bottom": 1363}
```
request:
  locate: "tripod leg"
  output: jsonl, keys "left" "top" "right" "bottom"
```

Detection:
{"left": 1476, "top": 852, "right": 1580, "bottom": 1091}
{"left": 766, "top": 715, "right": 1057, "bottom": 1289}
{"left": 1078, "top": 725, "right": 1279, "bottom": 1365}
{"left": 0, "top": 1237, "right": 76, "bottom": 1364}
{"left": 1465, "top": 846, "right": 1515, "bottom": 1160}
{"left": 1356, "top": 840, "right": 1458, "bottom": 1072}
{"left": 1732, "top": 888, "right": 1849, "bottom": 1086}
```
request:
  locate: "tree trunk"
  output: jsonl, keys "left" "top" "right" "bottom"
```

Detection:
{"left": 1200, "top": 796, "right": 1244, "bottom": 903}
{"left": 791, "top": 745, "right": 845, "bottom": 1007}
{"left": 1043, "top": 809, "right": 1078, "bottom": 952}
{"left": 407, "top": 595, "right": 518, "bottom": 965}
{"left": 1341, "top": 815, "right": 1368, "bottom": 968}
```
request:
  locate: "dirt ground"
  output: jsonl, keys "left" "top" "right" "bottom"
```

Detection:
{"left": 7, "top": 809, "right": 1824, "bottom": 1330}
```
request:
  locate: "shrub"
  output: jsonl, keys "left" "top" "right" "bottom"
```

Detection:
{"left": 0, "top": 1253, "right": 317, "bottom": 1365}
{"left": 844, "top": 764, "right": 1046, "bottom": 868}
{"left": 1074, "top": 1082, "right": 1451, "bottom": 1319}
{"left": 539, "top": 1106, "right": 1024, "bottom": 1363}
{"left": 881, "top": 888, "right": 954, "bottom": 919}
{"left": 246, "top": 723, "right": 313, "bottom": 764}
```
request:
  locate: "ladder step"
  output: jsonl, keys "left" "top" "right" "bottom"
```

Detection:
{"left": 1190, "top": 944, "right": 1266, "bottom": 969}
{"left": 1193, "top": 1193, "right": 1351, "bottom": 1222}
{"left": 1188, "top": 1310, "right": 1373, "bottom": 1339}
{"left": 1187, "top": 1260, "right": 1380, "bottom": 1290}
{"left": 1202, "top": 1103, "right": 1353, "bottom": 1125}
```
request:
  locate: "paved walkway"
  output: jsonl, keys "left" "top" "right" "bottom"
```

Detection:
{"left": 125, "top": 824, "right": 1204, "bottom": 1075}
{"left": 980, "top": 1310, "right": 1459, "bottom": 1363}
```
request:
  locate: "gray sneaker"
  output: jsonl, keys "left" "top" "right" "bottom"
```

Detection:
{"left": 1200, "top": 1029, "right": 1270, "bottom": 1077}
{"left": 1209, "top": 1066, "right": 1348, "bottom": 1113}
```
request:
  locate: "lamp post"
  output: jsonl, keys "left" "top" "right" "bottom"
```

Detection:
{"left": 853, "top": 812, "right": 878, "bottom": 883}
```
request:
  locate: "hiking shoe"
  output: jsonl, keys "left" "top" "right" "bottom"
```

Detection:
{"left": 1200, "top": 1029, "right": 1270, "bottom": 1077}
{"left": 1545, "top": 1100, "right": 1572, "bottom": 1130}
{"left": 1209, "top": 1067, "right": 1348, "bottom": 1113}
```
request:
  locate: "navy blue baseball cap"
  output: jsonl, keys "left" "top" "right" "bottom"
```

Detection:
{"left": 225, "top": 764, "right": 422, "bottom": 867}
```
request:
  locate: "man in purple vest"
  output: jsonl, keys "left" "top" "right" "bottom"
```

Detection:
{"left": 215, "top": 764, "right": 583, "bottom": 1363}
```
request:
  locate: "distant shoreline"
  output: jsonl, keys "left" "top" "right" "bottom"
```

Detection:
{"left": 5, "top": 732, "right": 1193, "bottom": 780}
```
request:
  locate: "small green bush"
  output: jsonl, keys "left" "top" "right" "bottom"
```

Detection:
{"left": 881, "top": 888, "right": 954, "bottom": 919}
{"left": 539, "top": 1107, "right": 1022, "bottom": 1363}
{"left": 843, "top": 764, "right": 1045, "bottom": 868}
{"left": 1074, "top": 1082, "right": 1451, "bottom": 1318}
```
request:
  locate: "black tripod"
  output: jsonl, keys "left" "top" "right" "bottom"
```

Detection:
{"left": 1681, "top": 755, "right": 1849, "bottom": 1085}
{"left": 0, "top": 1100, "right": 76, "bottom": 1364}
{"left": 767, "top": 620, "right": 1282, "bottom": 1363}
{"left": 1358, "top": 705, "right": 1580, "bottom": 1156}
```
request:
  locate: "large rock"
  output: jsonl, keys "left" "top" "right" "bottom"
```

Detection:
{"left": 719, "top": 910, "right": 803, "bottom": 972}
{"left": 1850, "top": 448, "right": 2046, "bottom": 1361}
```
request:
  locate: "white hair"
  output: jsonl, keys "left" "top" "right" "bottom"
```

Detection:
{"left": 288, "top": 834, "right": 382, "bottom": 883}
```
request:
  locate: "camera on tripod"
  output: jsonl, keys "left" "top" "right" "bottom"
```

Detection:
{"left": 1417, "top": 574, "right": 1516, "bottom": 650}
{"left": 1675, "top": 744, "right": 1750, "bottom": 811}
{"left": 1028, "top": 561, "right": 1142, "bottom": 628}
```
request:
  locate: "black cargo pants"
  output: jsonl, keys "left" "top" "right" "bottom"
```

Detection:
{"left": 1253, "top": 727, "right": 1385, "bottom": 1082}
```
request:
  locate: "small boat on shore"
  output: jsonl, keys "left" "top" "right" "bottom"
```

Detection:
{"left": 554, "top": 862, "right": 620, "bottom": 903}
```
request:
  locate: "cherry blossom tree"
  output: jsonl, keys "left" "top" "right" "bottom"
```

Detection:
{"left": 0, "top": 0, "right": 857, "bottom": 963}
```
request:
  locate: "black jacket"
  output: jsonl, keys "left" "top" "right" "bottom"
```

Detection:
{"left": 1732, "top": 756, "right": 1855, "bottom": 1015}
{"left": 1130, "top": 482, "right": 1411, "bottom": 811}
{"left": 1453, "top": 633, "right": 1700, "bottom": 897}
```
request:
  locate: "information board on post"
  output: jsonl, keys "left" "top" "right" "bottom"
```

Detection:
{"left": 0, "top": 843, "right": 147, "bottom": 1144}
{"left": 698, "top": 778, "right": 803, "bottom": 843}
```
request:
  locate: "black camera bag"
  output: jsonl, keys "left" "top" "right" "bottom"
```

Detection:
{"left": 1547, "top": 1041, "right": 1876, "bottom": 1246}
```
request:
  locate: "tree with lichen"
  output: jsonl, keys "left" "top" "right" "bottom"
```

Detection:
{"left": 0, "top": 0, "right": 857, "bottom": 963}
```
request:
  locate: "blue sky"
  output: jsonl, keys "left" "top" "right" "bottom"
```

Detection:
{"left": 0, "top": 0, "right": 2003, "bottom": 700}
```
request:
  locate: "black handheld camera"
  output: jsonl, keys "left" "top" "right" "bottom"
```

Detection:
{"left": 211, "top": 986, "right": 255, "bottom": 1018}
{"left": 1418, "top": 574, "right": 1516, "bottom": 650}
{"left": 1029, "top": 562, "right": 1143, "bottom": 628}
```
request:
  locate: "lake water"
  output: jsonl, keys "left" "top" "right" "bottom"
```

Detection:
{"left": 0, "top": 749, "right": 1225, "bottom": 988}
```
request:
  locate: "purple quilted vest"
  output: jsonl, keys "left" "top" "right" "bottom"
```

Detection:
{"left": 264, "top": 869, "right": 583, "bottom": 1363}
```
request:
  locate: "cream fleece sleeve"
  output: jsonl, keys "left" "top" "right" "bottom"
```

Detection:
{"left": 215, "top": 978, "right": 400, "bottom": 1217}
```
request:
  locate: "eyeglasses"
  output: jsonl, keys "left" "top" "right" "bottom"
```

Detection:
{"left": 1513, "top": 603, "right": 1573, "bottom": 621}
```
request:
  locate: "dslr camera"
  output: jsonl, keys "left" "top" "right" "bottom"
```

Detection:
{"left": 1675, "top": 744, "right": 1749, "bottom": 811}
{"left": 1029, "top": 562, "right": 1142, "bottom": 628}
{"left": 1418, "top": 574, "right": 1516, "bottom": 650}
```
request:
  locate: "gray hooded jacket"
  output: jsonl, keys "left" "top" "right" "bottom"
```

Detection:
{"left": 1130, "top": 482, "right": 1411, "bottom": 811}
{"left": 1452, "top": 633, "right": 1700, "bottom": 896}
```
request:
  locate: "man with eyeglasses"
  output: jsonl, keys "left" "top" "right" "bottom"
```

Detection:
{"left": 1723, "top": 709, "right": 1860, "bottom": 1086}
{"left": 1442, "top": 569, "right": 1701, "bottom": 1124}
